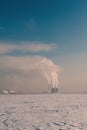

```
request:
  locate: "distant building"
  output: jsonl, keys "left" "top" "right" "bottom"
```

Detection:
{"left": 2, "top": 90, "right": 9, "bottom": 94}
{"left": 9, "top": 90, "right": 16, "bottom": 94}
{"left": 51, "top": 87, "right": 59, "bottom": 93}
{"left": 2, "top": 90, "right": 16, "bottom": 94}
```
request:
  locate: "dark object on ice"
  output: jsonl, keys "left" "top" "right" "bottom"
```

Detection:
{"left": 51, "top": 88, "right": 55, "bottom": 93}
{"left": 51, "top": 88, "right": 59, "bottom": 93}
{"left": 36, "top": 128, "right": 40, "bottom": 130}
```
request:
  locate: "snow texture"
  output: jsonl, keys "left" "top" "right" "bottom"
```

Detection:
{"left": 0, "top": 94, "right": 87, "bottom": 130}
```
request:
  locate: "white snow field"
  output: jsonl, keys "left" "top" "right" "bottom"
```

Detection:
{"left": 0, "top": 94, "right": 87, "bottom": 130}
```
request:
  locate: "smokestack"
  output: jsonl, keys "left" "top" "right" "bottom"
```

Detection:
{"left": 51, "top": 87, "right": 59, "bottom": 93}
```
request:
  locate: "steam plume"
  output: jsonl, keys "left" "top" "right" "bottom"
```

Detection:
{"left": 39, "top": 58, "right": 60, "bottom": 88}
{"left": 0, "top": 56, "right": 60, "bottom": 90}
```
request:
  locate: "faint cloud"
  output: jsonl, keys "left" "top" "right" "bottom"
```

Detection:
{"left": 0, "top": 42, "right": 56, "bottom": 54}
{"left": 0, "top": 27, "right": 6, "bottom": 32}
{"left": 26, "top": 19, "right": 37, "bottom": 31}
{"left": 0, "top": 55, "right": 60, "bottom": 73}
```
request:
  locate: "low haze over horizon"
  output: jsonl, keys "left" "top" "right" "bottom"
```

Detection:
{"left": 0, "top": 0, "right": 87, "bottom": 93}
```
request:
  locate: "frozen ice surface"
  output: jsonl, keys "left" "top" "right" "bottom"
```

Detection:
{"left": 0, "top": 94, "right": 87, "bottom": 130}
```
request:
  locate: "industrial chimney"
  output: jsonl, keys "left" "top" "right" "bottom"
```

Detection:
{"left": 51, "top": 87, "right": 59, "bottom": 93}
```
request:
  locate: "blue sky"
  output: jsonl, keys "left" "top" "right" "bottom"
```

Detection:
{"left": 0, "top": 0, "right": 86, "bottom": 47}
{"left": 0, "top": 0, "right": 87, "bottom": 93}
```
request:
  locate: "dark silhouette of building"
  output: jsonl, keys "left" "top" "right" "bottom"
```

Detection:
{"left": 51, "top": 88, "right": 59, "bottom": 93}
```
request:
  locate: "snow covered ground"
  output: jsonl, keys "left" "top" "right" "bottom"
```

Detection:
{"left": 0, "top": 94, "right": 87, "bottom": 130}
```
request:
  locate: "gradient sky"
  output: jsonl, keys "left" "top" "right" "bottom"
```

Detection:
{"left": 0, "top": 0, "right": 87, "bottom": 93}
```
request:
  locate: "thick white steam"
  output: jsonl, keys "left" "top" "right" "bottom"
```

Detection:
{"left": 39, "top": 58, "right": 60, "bottom": 88}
